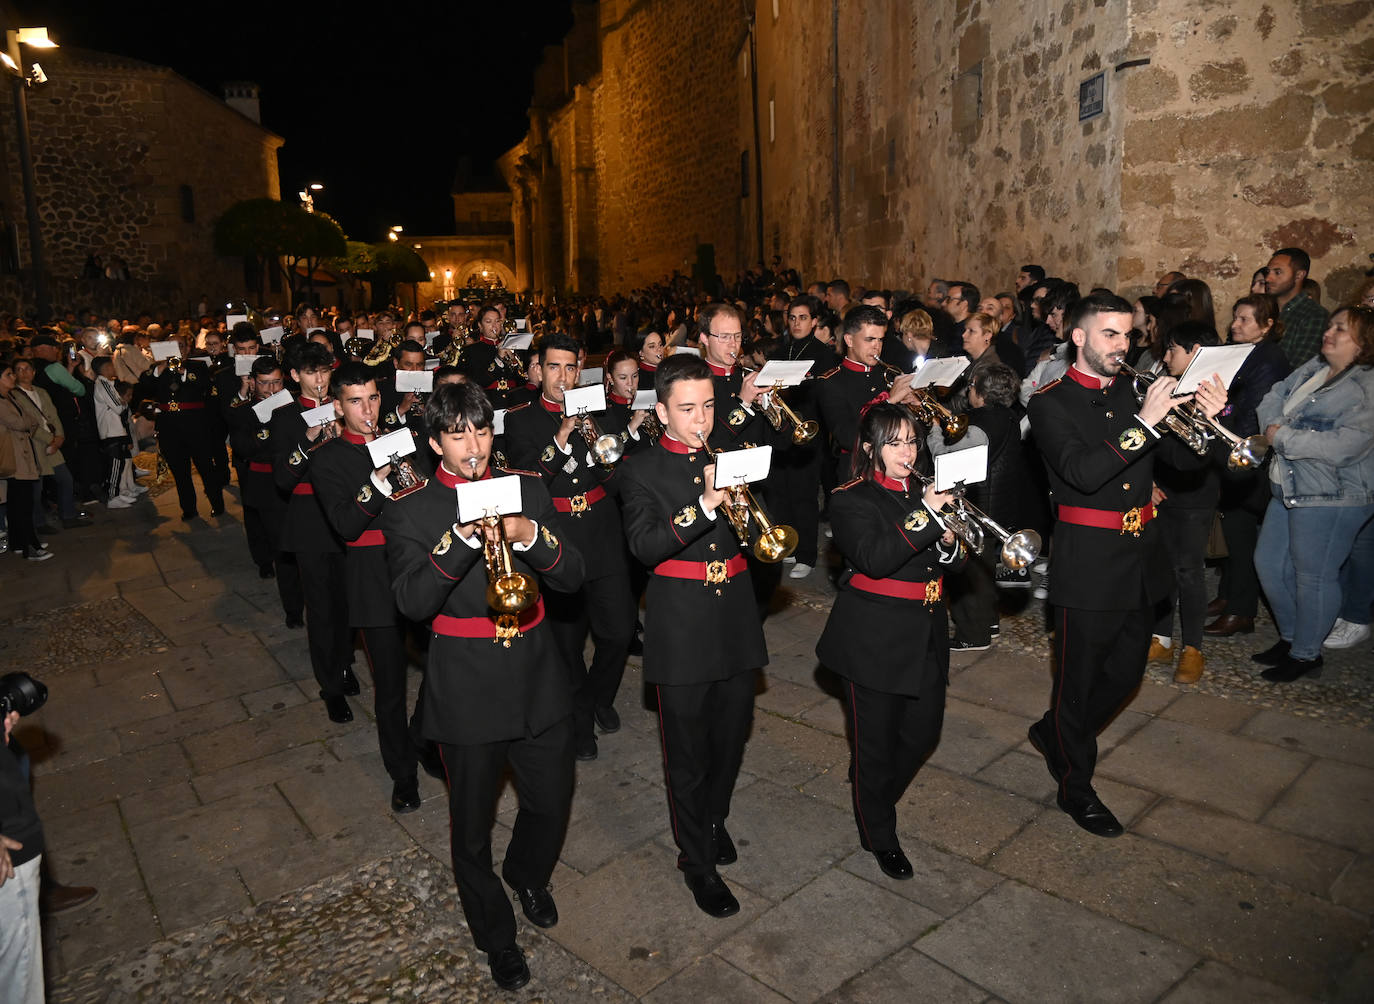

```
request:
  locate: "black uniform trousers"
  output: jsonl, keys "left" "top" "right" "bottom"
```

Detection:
{"left": 360, "top": 624, "right": 421, "bottom": 782}
{"left": 296, "top": 550, "right": 351, "bottom": 697}
{"left": 437, "top": 717, "right": 574, "bottom": 954}
{"left": 769, "top": 449, "right": 822, "bottom": 566}
{"left": 1037, "top": 603, "right": 1154, "bottom": 804}
{"left": 239, "top": 492, "right": 304, "bottom": 621}
{"left": 655, "top": 669, "right": 755, "bottom": 877}
{"left": 546, "top": 568, "right": 635, "bottom": 743}
{"left": 159, "top": 419, "right": 224, "bottom": 516}
{"left": 949, "top": 550, "right": 998, "bottom": 646}
{"left": 844, "top": 655, "right": 946, "bottom": 852}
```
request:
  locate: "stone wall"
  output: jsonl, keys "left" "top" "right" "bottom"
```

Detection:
{"left": 1119, "top": 0, "right": 1374, "bottom": 305}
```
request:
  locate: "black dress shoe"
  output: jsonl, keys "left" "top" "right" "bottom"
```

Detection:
{"left": 1057, "top": 793, "right": 1124, "bottom": 838}
{"left": 684, "top": 872, "right": 739, "bottom": 918}
{"left": 390, "top": 777, "right": 421, "bottom": 813}
{"left": 594, "top": 704, "right": 621, "bottom": 733}
{"left": 342, "top": 667, "right": 361, "bottom": 696}
{"left": 1027, "top": 723, "right": 1064, "bottom": 784}
{"left": 713, "top": 823, "right": 737, "bottom": 865}
{"left": 258, "top": 562, "right": 276, "bottom": 579}
{"left": 487, "top": 945, "right": 530, "bottom": 991}
{"left": 513, "top": 884, "right": 558, "bottom": 928}
{"left": 323, "top": 695, "right": 353, "bottom": 723}
{"left": 1251, "top": 639, "right": 1291, "bottom": 666}
{"left": 575, "top": 734, "right": 598, "bottom": 761}
{"left": 1262, "top": 654, "right": 1324, "bottom": 683}
{"left": 872, "top": 848, "right": 914, "bottom": 880}
{"left": 285, "top": 614, "right": 305, "bottom": 629}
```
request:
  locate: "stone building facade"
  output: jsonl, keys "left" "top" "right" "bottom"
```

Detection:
{"left": 508, "top": 0, "right": 1372, "bottom": 306}
{"left": 410, "top": 180, "right": 519, "bottom": 307}
{"left": 0, "top": 47, "right": 283, "bottom": 314}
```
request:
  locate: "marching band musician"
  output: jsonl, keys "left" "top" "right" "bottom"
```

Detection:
{"left": 620, "top": 354, "right": 768, "bottom": 919}
{"left": 1026, "top": 292, "right": 1226, "bottom": 838}
{"left": 309, "top": 362, "right": 434, "bottom": 814}
{"left": 200, "top": 328, "right": 234, "bottom": 492}
{"left": 602, "top": 348, "right": 653, "bottom": 453}
{"left": 457, "top": 305, "right": 523, "bottom": 406}
{"left": 136, "top": 334, "right": 225, "bottom": 520}
{"left": 271, "top": 341, "right": 357, "bottom": 725}
{"left": 384, "top": 382, "right": 583, "bottom": 993}
{"left": 634, "top": 327, "right": 666, "bottom": 388}
{"left": 504, "top": 333, "right": 635, "bottom": 761}
{"left": 816, "top": 402, "right": 964, "bottom": 880}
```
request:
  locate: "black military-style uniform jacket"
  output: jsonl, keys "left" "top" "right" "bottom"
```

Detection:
{"left": 707, "top": 360, "right": 772, "bottom": 452}
{"left": 1027, "top": 366, "right": 1208, "bottom": 611}
{"left": 271, "top": 394, "right": 344, "bottom": 554}
{"left": 638, "top": 361, "right": 660, "bottom": 395}
{"left": 136, "top": 360, "right": 216, "bottom": 427}
{"left": 767, "top": 336, "right": 832, "bottom": 462}
{"left": 503, "top": 396, "right": 627, "bottom": 580}
{"left": 311, "top": 430, "right": 406, "bottom": 627}
{"left": 620, "top": 434, "right": 769, "bottom": 685}
{"left": 457, "top": 337, "right": 522, "bottom": 407}
{"left": 213, "top": 359, "right": 245, "bottom": 420}
{"left": 816, "top": 474, "right": 966, "bottom": 697}
{"left": 227, "top": 395, "right": 285, "bottom": 513}
{"left": 604, "top": 392, "right": 654, "bottom": 455}
{"left": 383, "top": 463, "right": 584, "bottom": 746}
{"left": 814, "top": 357, "right": 891, "bottom": 458}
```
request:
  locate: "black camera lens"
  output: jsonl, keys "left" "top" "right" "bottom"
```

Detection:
{"left": 0, "top": 672, "right": 48, "bottom": 717}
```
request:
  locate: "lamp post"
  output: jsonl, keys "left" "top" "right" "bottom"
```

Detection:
{"left": 4, "top": 26, "right": 57, "bottom": 321}
{"left": 298, "top": 181, "right": 323, "bottom": 213}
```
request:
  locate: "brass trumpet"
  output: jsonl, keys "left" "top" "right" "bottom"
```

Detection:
{"left": 571, "top": 406, "right": 625, "bottom": 464}
{"left": 364, "top": 332, "right": 400, "bottom": 366}
{"left": 696, "top": 434, "right": 798, "bottom": 562}
{"left": 760, "top": 385, "right": 819, "bottom": 444}
{"left": 1117, "top": 362, "right": 1266, "bottom": 468}
{"left": 914, "top": 472, "right": 1042, "bottom": 569}
{"left": 470, "top": 459, "right": 539, "bottom": 625}
{"left": 637, "top": 407, "right": 663, "bottom": 441}
{"left": 881, "top": 363, "right": 968, "bottom": 441}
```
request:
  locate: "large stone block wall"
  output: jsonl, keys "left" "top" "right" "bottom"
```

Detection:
{"left": 1119, "top": 0, "right": 1373, "bottom": 305}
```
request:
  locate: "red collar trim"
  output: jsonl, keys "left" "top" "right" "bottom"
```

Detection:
{"left": 842, "top": 358, "right": 870, "bottom": 373}
{"left": 298, "top": 395, "right": 326, "bottom": 408}
{"left": 340, "top": 429, "right": 369, "bottom": 445}
{"left": 434, "top": 461, "right": 492, "bottom": 487}
{"left": 660, "top": 433, "right": 695, "bottom": 455}
{"left": 1066, "top": 365, "right": 1113, "bottom": 390}
{"left": 480, "top": 335, "right": 499, "bottom": 347}
{"left": 707, "top": 360, "right": 733, "bottom": 377}
{"left": 874, "top": 472, "right": 907, "bottom": 492}
{"left": 608, "top": 392, "right": 630, "bottom": 406}
{"left": 540, "top": 395, "right": 563, "bottom": 414}
{"left": 640, "top": 361, "right": 658, "bottom": 372}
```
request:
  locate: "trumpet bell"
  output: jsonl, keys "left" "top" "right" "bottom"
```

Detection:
{"left": 792, "top": 420, "right": 820, "bottom": 445}
{"left": 1227, "top": 436, "right": 1270, "bottom": 470}
{"left": 754, "top": 524, "right": 799, "bottom": 563}
{"left": 592, "top": 433, "right": 624, "bottom": 464}
{"left": 487, "top": 572, "right": 538, "bottom": 614}
{"left": 1000, "top": 530, "right": 1042, "bottom": 570}
{"left": 944, "top": 414, "right": 969, "bottom": 440}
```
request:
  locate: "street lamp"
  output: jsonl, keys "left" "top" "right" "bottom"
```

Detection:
{"left": 388, "top": 225, "right": 402, "bottom": 243}
{"left": 298, "top": 181, "right": 324, "bottom": 213}
{"left": 4, "top": 25, "right": 57, "bottom": 321}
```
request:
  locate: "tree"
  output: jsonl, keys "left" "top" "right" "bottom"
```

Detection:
{"left": 213, "top": 199, "right": 347, "bottom": 306}
{"left": 330, "top": 241, "right": 429, "bottom": 310}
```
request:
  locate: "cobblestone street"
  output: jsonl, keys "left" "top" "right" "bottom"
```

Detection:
{"left": 4, "top": 472, "right": 1371, "bottom": 1003}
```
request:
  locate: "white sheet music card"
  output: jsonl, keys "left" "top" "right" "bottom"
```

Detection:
{"left": 188, "top": 356, "right": 212, "bottom": 367}
{"left": 632, "top": 390, "right": 657, "bottom": 411}
{"left": 456, "top": 474, "right": 524, "bottom": 524}
{"left": 753, "top": 360, "right": 814, "bottom": 387}
{"left": 1174, "top": 343, "right": 1255, "bottom": 396}
{"left": 354, "top": 328, "right": 375, "bottom": 341}
{"left": 563, "top": 383, "right": 607, "bottom": 413}
{"left": 151, "top": 341, "right": 181, "bottom": 361}
{"left": 577, "top": 367, "right": 603, "bottom": 387}
{"left": 515, "top": 318, "right": 528, "bottom": 331}
{"left": 424, "top": 330, "right": 440, "bottom": 347}
{"left": 492, "top": 408, "right": 508, "bottom": 435}
{"left": 712, "top": 444, "right": 773, "bottom": 488}
{"left": 909, "top": 356, "right": 970, "bottom": 389}
{"left": 306, "top": 326, "right": 326, "bottom": 335}
{"left": 670, "top": 345, "right": 701, "bottom": 357}
{"left": 226, "top": 314, "right": 248, "bottom": 328}
{"left": 501, "top": 332, "right": 533, "bottom": 351}
{"left": 395, "top": 370, "right": 434, "bottom": 394}
{"left": 423, "top": 358, "right": 439, "bottom": 371}
{"left": 366, "top": 427, "right": 417, "bottom": 467}
{"left": 934, "top": 442, "right": 988, "bottom": 492}
{"left": 301, "top": 403, "right": 337, "bottom": 428}
{"left": 252, "top": 388, "right": 294, "bottom": 423}
{"left": 259, "top": 325, "right": 284, "bottom": 344}
{"left": 234, "top": 354, "right": 261, "bottom": 376}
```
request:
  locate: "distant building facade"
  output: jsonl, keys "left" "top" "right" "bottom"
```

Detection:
{"left": 410, "top": 171, "right": 518, "bottom": 307}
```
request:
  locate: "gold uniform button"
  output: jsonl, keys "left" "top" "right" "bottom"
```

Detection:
{"left": 1106, "top": 411, "right": 1114, "bottom": 418}
{"left": 693, "top": 476, "right": 701, "bottom": 484}
{"left": 1123, "top": 483, "right": 1131, "bottom": 490}
{"left": 714, "top": 589, "right": 722, "bottom": 596}
{"left": 709, "top": 542, "right": 718, "bottom": 551}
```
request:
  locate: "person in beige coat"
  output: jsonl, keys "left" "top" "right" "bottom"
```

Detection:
{"left": 0, "top": 361, "right": 52, "bottom": 561}
{"left": 12, "top": 359, "right": 90, "bottom": 529}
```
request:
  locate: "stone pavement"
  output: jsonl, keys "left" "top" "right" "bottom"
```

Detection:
{"left": 3, "top": 473, "right": 1372, "bottom": 1003}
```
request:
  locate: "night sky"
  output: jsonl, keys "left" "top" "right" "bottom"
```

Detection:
{"left": 20, "top": 0, "right": 574, "bottom": 240}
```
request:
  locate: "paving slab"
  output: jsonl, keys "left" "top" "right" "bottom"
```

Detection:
{"left": 118, "top": 780, "right": 201, "bottom": 827}
{"left": 819, "top": 945, "right": 990, "bottom": 1003}
{"left": 927, "top": 697, "right": 1035, "bottom": 776}
{"left": 190, "top": 742, "right": 339, "bottom": 804}
{"left": 839, "top": 844, "right": 1004, "bottom": 918}
{"left": 1263, "top": 758, "right": 1374, "bottom": 853}
{"left": 1098, "top": 717, "right": 1310, "bottom": 821}
{"left": 738, "top": 708, "right": 850, "bottom": 789}
{"left": 1330, "top": 855, "right": 1374, "bottom": 914}
{"left": 1158, "top": 691, "right": 1263, "bottom": 733}
{"left": 642, "top": 954, "right": 790, "bottom": 1004}
{"left": 754, "top": 674, "right": 831, "bottom": 718}
{"left": 1240, "top": 709, "right": 1374, "bottom": 768}
{"left": 946, "top": 651, "right": 1057, "bottom": 718}
{"left": 559, "top": 767, "right": 671, "bottom": 874}
{"left": 180, "top": 699, "right": 353, "bottom": 773}
{"left": 722, "top": 778, "right": 855, "bottom": 902}
{"left": 896, "top": 765, "right": 1043, "bottom": 863}
{"left": 155, "top": 647, "right": 292, "bottom": 708}
{"left": 916, "top": 880, "right": 1197, "bottom": 1004}
{"left": 718, "top": 869, "right": 942, "bottom": 1001}
{"left": 1159, "top": 959, "right": 1313, "bottom": 1003}
{"left": 115, "top": 696, "right": 246, "bottom": 754}
{"left": 32, "top": 743, "right": 192, "bottom": 817}
{"left": 988, "top": 815, "right": 1366, "bottom": 996}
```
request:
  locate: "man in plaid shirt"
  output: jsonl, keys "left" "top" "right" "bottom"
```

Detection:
{"left": 1265, "top": 247, "right": 1329, "bottom": 368}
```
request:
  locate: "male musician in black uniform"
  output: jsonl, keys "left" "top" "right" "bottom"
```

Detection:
{"left": 136, "top": 336, "right": 225, "bottom": 520}
{"left": 457, "top": 305, "right": 522, "bottom": 407}
{"left": 620, "top": 354, "right": 768, "bottom": 919}
{"left": 225, "top": 356, "right": 304, "bottom": 627}
{"left": 504, "top": 333, "right": 635, "bottom": 761}
{"left": 385, "top": 382, "right": 583, "bottom": 992}
{"left": 1026, "top": 292, "right": 1226, "bottom": 837}
{"left": 310, "top": 362, "right": 431, "bottom": 813}
{"left": 200, "top": 328, "right": 234, "bottom": 491}
{"left": 271, "top": 341, "right": 357, "bottom": 724}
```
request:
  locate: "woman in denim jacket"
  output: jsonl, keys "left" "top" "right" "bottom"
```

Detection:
{"left": 1252, "top": 306, "right": 1374, "bottom": 681}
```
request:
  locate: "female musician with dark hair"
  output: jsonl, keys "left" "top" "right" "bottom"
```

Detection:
{"left": 816, "top": 402, "right": 964, "bottom": 881}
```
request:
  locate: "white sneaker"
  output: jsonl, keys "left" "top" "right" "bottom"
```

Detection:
{"left": 789, "top": 562, "right": 814, "bottom": 579}
{"left": 1032, "top": 583, "right": 1049, "bottom": 600}
{"left": 131, "top": 484, "right": 149, "bottom": 495}
{"left": 1032, "top": 558, "right": 1049, "bottom": 575}
{"left": 1324, "top": 618, "right": 1372, "bottom": 650}
{"left": 782, "top": 555, "right": 797, "bottom": 564}
{"left": 107, "top": 495, "right": 135, "bottom": 509}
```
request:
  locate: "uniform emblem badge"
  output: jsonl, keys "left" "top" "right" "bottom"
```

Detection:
{"left": 904, "top": 509, "right": 930, "bottom": 531}
{"left": 728, "top": 408, "right": 746, "bottom": 427}
{"left": 674, "top": 505, "right": 698, "bottom": 528}
{"left": 570, "top": 494, "right": 588, "bottom": 514}
{"left": 433, "top": 529, "right": 453, "bottom": 556}
{"left": 924, "top": 580, "right": 943, "bottom": 605}
{"left": 357, "top": 485, "right": 373, "bottom": 503}
{"left": 256, "top": 429, "right": 270, "bottom": 441}
{"left": 1119, "top": 427, "right": 1147, "bottom": 451}
{"left": 541, "top": 526, "right": 558, "bottom": 548}
{"left": 541, "top": 445, "right": 556, "bottom": 463}
{"left": 289, "top": 449, "right": 305, "bottom": 467}
{"left": 705, "top": 560, "right": 728, "bottom": 584}
{"left": 186, "top": 371, "right": 197, "bottom": 381}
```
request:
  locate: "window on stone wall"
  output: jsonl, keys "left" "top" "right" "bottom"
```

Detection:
{"left": 953, "top": 61, "right": 983, "bottom": 144}
{"left": 180, "top": 185, "right": 195, "bottom": 224}
{"left": 740, "top": 150, "right": 750, "bottom": 198}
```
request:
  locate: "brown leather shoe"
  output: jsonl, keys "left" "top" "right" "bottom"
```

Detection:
{"left": 41, "top": 882, "right": 98, "bottom": 915}
{"left": 1206, "top": 596, "right": 1225, "bottom": 617}
{"left": 1204, "top": 614, "right": 1255, "bottom": 637}
{"left": 1147, "top": 638, "right": 1174, "bottom": 664}
{"left": 1174, "top": 645, "right": 1205, "bottom": 684}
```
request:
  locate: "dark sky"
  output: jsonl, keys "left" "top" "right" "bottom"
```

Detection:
{"left": 20, "top": 0, "right": 574, "bottom": 239}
